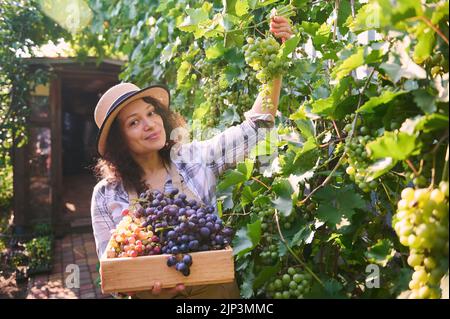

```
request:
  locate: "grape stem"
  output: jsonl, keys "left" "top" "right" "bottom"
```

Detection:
{"left": 273, "top": 209, "right": 324, "bottom": 287}
{"left": 251, "top": 176, "right": 272, "bottom": 191}
{"left": 442, "top": 144, "right": 449, "bottom": 183}
{"left": 405, "top": 159, "right": 419, "bottom": 176}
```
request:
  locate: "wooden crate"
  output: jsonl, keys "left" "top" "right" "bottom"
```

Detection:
{"left": 100, "top": 242, "right": 235, "bottom": 294}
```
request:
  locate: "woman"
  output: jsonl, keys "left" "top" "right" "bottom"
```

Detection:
{"left": 91, "top": 16, "right": 293, "bottom": 299}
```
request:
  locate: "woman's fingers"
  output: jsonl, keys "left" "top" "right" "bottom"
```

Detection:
{"left": 151, "top": 282, "right": 185, "bottom": 296}
{"left": 270, "top": 26, "right": 291, "bottom": 34}
{"left": 167, "top": 283, "right": 185, "bottom": 294}
{"left": 151, "top": 281, "right": 162, "bottom": 295}
{"left": 272, "top": 31, "right": 292, "bottom": 40}
{"left": 272, "top": 15, "right": 290, "bottom": 24}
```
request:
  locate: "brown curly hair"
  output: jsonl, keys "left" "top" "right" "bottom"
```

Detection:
{"left": 93, "top": 96, "right": 186, "bottom": 195}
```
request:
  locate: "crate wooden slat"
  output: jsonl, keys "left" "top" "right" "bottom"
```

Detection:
{"left": 100, "top": 243, "right": 235, "bottom": 294}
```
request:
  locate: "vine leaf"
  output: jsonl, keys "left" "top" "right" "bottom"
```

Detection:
{"left": 366, "top": 131, "right": 420, "bottom": 160}
{"left": 314, "top": 186, "right": 365, "bottom": 227}
{"left": 232, "top": 220, "right": 261, "bottom": 257}
{"left": 365, "top": 239, "right": 395, "bottom": 267}
{"left": 357, "top": 90, "right": 407, "bottom": 114}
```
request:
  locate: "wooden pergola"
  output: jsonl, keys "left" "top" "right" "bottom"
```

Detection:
{"left": 12, "top": 57, "right": 122, "bottom": 237}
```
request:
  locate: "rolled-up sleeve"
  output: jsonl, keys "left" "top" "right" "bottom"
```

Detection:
{"left": 173, "top": 111, "right": 275, "bottom": 178}
{"left": 90, "top": 180, "right": 115, "bottom": 259}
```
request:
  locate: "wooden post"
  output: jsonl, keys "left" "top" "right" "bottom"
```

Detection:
{"left": 49, "top": 76, "right": 66, "bottom": 237}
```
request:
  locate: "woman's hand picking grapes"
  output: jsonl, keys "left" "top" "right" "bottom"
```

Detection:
{"left": 270, "top": 16, "right": 293, "bottom": 43}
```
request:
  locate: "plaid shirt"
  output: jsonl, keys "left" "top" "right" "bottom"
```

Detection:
{"left": 90, "top": 110, "right": 275, "bottom": 259}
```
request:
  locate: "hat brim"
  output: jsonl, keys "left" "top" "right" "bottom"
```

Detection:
{"left": 96, "top": 84, "right": 170, "bottom": 157}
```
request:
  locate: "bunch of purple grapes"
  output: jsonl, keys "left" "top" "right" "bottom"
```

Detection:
{"left": 134, "top": 187, "right": 234, "bottom": 276}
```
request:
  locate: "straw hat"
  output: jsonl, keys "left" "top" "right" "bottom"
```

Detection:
{"left": 94, "top": 83, "right": 170, "bottom": 157}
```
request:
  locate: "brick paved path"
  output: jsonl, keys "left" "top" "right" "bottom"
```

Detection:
{"left": 26, "top": 232, "right": 112, "bottom": 299}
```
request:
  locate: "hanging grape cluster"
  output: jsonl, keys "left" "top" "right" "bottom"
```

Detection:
{"left": 243, "top": 36, "right": 289, "bottom": 110}
{"left": 393, "top": 182, "right": 449, "bottom": 299}
{"left": 264, "top": 267, "right": 313, "bottom": 299}
{"left": 343, "top": 115, "right": 382, "bottom": 192}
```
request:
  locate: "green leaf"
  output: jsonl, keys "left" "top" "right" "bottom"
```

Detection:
{"left": 314, "top": 186, "right": 365, "bottom": 227}
{"left": 412, "top": 89, "right": 436, "bottom": 114}
{"left": 415, "top": 114, "right": 449, "bottom": 133}
{"left": 413, "top": 25, "right": 435, "bottom": 64}
{"left": 313, "top": 23, "right": 331, "bottom": 47}
{"left": 279, "top": 35, "right": 300, "bottom": 59}
{"left": 357, "top": 90, "right": 407, "bottom": 114}
{"left": 237, "top": 158, "right": 254, "bottom": 180}
{"left": 290, "top": 223, "right": 315, "bottom": 247}
{"left": 178, "top": 6, "right": 210, "bottom": 32}
{"left": 217, "top": 170, "right": 247, "bottom": 191}
{"left": 332, "top": 47, "right": 365, "bottom": 80}
{"left": 205, "top": 42, "right": 227, "bottom": 60}
{"left": 366, "top": 131, "right": 419, "bottom": 160}
{"left": 365, "top": 239, "right": 395, "bottom": 267}
{"left": 235, "top": 0, "right": 249, "bottom": 16}
{"left": 232, "top": 220, "right": 262, "bottom": 256}
{"left": 366, "top": 157, "right": 398, "bottom": 181}
{"left": 300, "top": 21, "right": 320, "bottom": 36}
{"left": 271, "top": 178, "right": 294, "bottom": 217}
{"left": 240, "top": 259, "right": 255, "bottom": 298}
{"left": 253, "top": 263, "right": 281, "bottom": 289}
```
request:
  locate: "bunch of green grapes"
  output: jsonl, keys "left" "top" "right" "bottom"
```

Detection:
{"left": 243, "top": 36, "right": 289, "bottom": 110}
{"left": 264, "top": 267, "right": 313, "bottom": 299}
{"left": 251, "top": 196, "right": 296, "bottom": 265}
{"left": 204, "top": 78, "right": 225, "bottom": 127}
{"left": 393, "top": 181, "right": 449, "bottom": 299}
{"left": 343, "top": 117, "right": 382, "bottom": 192}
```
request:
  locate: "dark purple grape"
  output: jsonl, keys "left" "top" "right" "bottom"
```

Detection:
{"left": 161, "top": 246, "right": 168, "bottom": 254}
{"left": 214, "top": 223, "right": 221, "bottom": 232}
{"left": 197, "top": 212, "right": 205, "bottom": 219}
{"left": 180, "top": 244, "right": 188, "bottom": 253}
{"left": 168, "top": 207, "right": 177, "bottom": 216}
{"left": 188, "top": 199, "right": 197, "bottom": 207}
{"left": 160, "top": 200, "right": 167, "bottom": 206}
{"left": 167, "top": 255, "right": 177, "bottom": 267}
{"left": 181, "top": 267, "right": 190, "bottom": 276}
{"left": 171, "top": 246, "right": 179, "bottom": 254}
{"left": 198, "top": 218, "right": 206, "bottom": 226}
{"left": 182, "top": 254, "right": 192, "bottom": 266}
{"left": 206, "top": 222, "right": 214, "bottom": 230}
{"left": 174, "top": 198, "right": 184, "bottom": 207}
{"left": 167, "top": 241, "right": 175, "bottom": 249}
{"left": 200, "top": 227, "right": 210, "bottom": 238}
{"left": 188, "top": 222, "right": 196, "bottom": 229}
{"left": 181, "top": 234, "right": 189, "bottom": 242}
{"left": 178, "top": 193, "right": 187, "bottom": 201}
{"left": 207, "top": 206, "right": 215, "bottom": 213}
{"left": 187, "top": 209, "right": 196, "bottom": 216}
{"left": 188, "top": 240, "right": 199, "bottom": 251}
{"left": 152, "top": 199, "right": 160, "bottom": 207}
{"left": 170, "top": 188, "right": 179, "bottom": 196}
{"left": 161, "top": 221, "right": 168, "bottom": 228}
{"left": 168, "top": 230, "right": 176, "bottom": 239}
{"left": 175, "top": 262, "right": 187, "bottom": 272}
{"left": 222, "top": 227, "right": 233, "bottom": 236}
{"left": 215, "top": 235, "right": 224, "bottom": 245}
{"left": 156, "top": 193, "right": 164, "bottom": 201}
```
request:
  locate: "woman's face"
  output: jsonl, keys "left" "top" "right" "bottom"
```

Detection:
{"left": 117, "top": 98, "right": 166, "bottom": 155}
